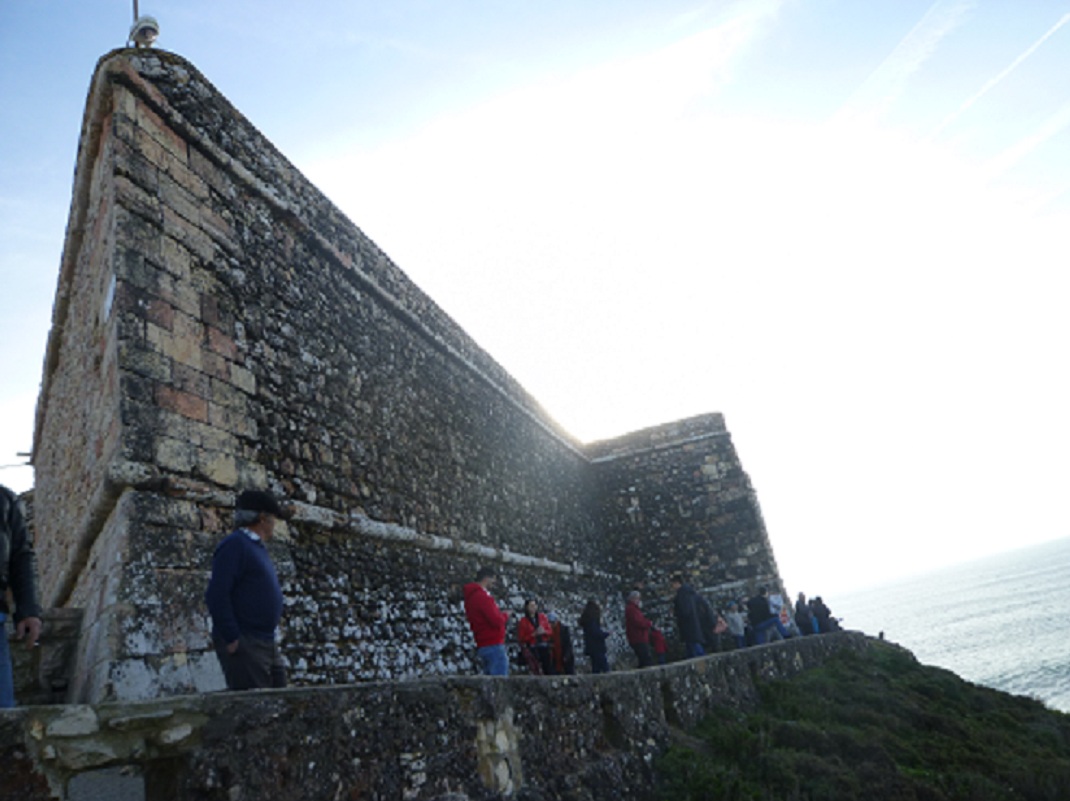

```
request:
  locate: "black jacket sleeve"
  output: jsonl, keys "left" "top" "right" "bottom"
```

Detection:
{"left": 2, "top": 488, "right": 42, "bottom": 622}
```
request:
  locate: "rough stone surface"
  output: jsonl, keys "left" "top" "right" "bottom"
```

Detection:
{"left": 8, "top": 607, "right": 85, "bottom": 706}
{"left": 31, "top": 49, "right": 784, "bottom": 704}
{"left": 0, "top": 632, "right": 871, "bottom": 801}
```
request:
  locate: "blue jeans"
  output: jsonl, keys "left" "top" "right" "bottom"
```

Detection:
{"left": 477, "top": 644, "right": 509, "bottom": 676}
{"left": 753, "top": 617, "right": 791, "bottom": 644}
{"left": 0, "top": 613, "right": 14, "bottom": 708}
{"left": 685, "top": 641, "right": 706, "bottom": 658}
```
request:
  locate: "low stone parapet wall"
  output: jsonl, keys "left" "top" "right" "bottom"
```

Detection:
{"left": 1, "top": 631, "right": 871, "bottom": 800}
{"left": 7, "top": 609, "right": 84, "bottom": 707}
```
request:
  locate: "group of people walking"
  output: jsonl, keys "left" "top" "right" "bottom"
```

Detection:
{"left": 462, "top": 565, "right": 839, "bottom": 677}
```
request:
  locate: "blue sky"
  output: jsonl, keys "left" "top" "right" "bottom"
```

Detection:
{"left": 2, "top": 1, "right": 1068, "bottom": 595}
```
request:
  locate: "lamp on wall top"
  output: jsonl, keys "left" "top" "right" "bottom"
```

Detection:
{"left": 129, "top": 15, "right": 160, "bottom": 48}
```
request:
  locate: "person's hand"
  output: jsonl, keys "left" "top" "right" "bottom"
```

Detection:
{"left": 16, "top": 616, "right": 42, "bottom": 650}
{"left": 225, "top": 640, "right": 240, "bottom": 654}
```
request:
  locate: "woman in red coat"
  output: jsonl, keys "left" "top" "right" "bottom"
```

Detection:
{"left": 625, "top": 591, "right": 655, "bottom": 668}
{"left": 517, "top": 599, "right": 554, "bottom": 675}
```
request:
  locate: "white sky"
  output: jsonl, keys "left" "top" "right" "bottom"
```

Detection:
{"left": 1, "top": 1, "right": 1068, "bottom": 596}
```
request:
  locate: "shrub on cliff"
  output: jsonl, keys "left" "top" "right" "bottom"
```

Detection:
{"left": 656, "top": 642, "right": 1070, "bottom": 800}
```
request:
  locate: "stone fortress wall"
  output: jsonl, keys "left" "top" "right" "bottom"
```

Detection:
{"left": 3, "top": 631, "right": 873, "bottom": 801}
{"left": 31, "top": 49, "right": 783, "bottom": 704}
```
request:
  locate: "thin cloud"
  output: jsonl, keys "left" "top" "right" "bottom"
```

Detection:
{"left": 931, "top": 12, "right": 1070, "bottom": 138}
{"left": 984, "top": 100, "right": 1070, "bottom": 181}
{"left": 837, "top": 0, "right": 975, "bottom": 124}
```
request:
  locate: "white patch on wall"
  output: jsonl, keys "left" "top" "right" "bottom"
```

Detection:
{"left": 100, "top": 273, "right": 116, "bottom": 324}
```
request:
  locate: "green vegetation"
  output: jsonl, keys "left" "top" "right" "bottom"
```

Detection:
{"left": 655, "top": 643, "right": 1070, "bottom": 800}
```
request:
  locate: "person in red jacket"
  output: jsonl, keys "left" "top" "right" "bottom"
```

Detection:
{"left": 463, "top": 566, "right": 510, "bottom": 675}
{"left": 517, "top": 599, "right": 554, "bottom": 675}
{"left": 625, "top": 591, "right": 655, "bottom": 668}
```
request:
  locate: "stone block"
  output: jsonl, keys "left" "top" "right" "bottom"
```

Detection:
{"left": 199, "top": 451, "right": 238, "bottom": 487}
{"left": 134, "top": 100, "right": 187, "bottom": 161}
{"left": 144, "top": 298, "right": 174, "bottom": 331}
{"left": 114, "top": 174, "right": 160, "bottom": 224}
{"left": 172, "top": 362, "right": 209, "bottom": 398}
{"left": 189, "top": 145, "right": 235, "bottom": 199}
{"left": 199, "top": 206, "right": 239, "bottom": 253}
{"left": 199, "top": 350, "right": 229, "bottom": 381}
{"left": 162, "top": 206, "right": 215, "bottom": 263}
{"left": 235, "top": 459, "right": 268, "bottom": 489}
{"left": 155, "top": 386, "right": 208, "bottom": 423}
{"left": 187, "top": 421, "right": 237, "bottom": 454}
{"left": 229, "top": 363, "right": 256, "bottom": 395}
{"left": 156, "top": 437, "right": 194, "bottom": 473}
{"left": 206, "top": 326, "right": 238, "bottom": 360}
{"left": 207, "top": 377, "right": 245, "bottom": 411}
{"left": 159, "top": 231, "right": 193, "bottom": 280}
{"left": 207, "top": 402, "right": 256, "bottom": 439}
{"left": 163, "top": 149, "right": 209, "bottom": 200}
{"left": 159, "top": 171, "right": 200, "bottom": 228}
{"left": 45, "top": 706, "right": 100, "bottom": 738}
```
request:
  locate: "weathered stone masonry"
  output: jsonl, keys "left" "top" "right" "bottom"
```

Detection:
{"left": 31, "top": 49, "right": 783, "bottom": 704}
{"left": 2, "top": 632, "right": 874, "bottom": 801}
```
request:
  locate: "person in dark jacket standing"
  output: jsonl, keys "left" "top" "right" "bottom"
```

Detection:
{"left": 810, "top": 596, "right": 836, "bottom": 633}
{"left": 0, "top": 485, "right": 42, "bottom": 708}
{"left": 205, "top": 489, "right": 288, "bottom": 690}
{"left": 795, "top": 592, "right": 816, "bottom": 635}
{"left": 747, "top": 586, "right": 792, "bottom": 645}
{"left": 463, "top": 566, "right": 510, "bottom": 676}
{"left": 671, "top": 574, "right": 706, "bottom": 658}
{"left": 578, "top": 599, "right": 610, "bottom": 674}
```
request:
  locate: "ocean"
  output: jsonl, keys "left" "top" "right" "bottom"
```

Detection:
{"left": 833, "top": 536, "right": 1070, "bottom": 714}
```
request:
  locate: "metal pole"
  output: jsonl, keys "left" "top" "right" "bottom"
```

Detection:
{"left": 133, "top": 0, "right": 139, "bottom": 23}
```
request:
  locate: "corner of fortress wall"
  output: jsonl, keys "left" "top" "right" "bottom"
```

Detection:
{"left": 30, "top": 48, "right": 785, "bottom": 703}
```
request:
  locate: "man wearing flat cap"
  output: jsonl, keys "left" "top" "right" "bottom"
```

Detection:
{"left": 205, "top": 489, "right": 288, "bottom": 690}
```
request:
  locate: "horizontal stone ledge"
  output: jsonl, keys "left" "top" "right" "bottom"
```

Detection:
{"left": 290, "top": 500, "right": 616, "bottom": 579}
{"left": 94, "top": 466, "right": 617, "bottom": 581}
{"left": 588, "top": 429, "right": 732, "bottom": 464}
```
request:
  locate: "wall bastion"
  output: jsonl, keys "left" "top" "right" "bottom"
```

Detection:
{"left": 28, "top": 47, "right": 784, "bottom": 705}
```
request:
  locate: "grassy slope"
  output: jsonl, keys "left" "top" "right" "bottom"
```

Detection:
{"left": 655, "top": 642, "right": 1070, "bottom": 801}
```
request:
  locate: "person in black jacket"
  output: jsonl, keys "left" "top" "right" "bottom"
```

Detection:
{"left": 671, "top": 574, "right": 706, "bottom": 658}
{"left": 578, "top": 599, "right": 610, "bottom": 673}
{"left": 0, "top": 485, "right": 42, "bottom": 708}
{"left": 746, "top": 586, "right": 792, "bottom": 645}
{"left": 795, "top": 592, "right": 817, "bottom": 635}
{"left": 810, "top": 596, "right": 837, "bottom": 633}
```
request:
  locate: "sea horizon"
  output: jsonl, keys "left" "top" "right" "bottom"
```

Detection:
{"left": 835, "top": 536, "right": 1070, "bottom": 713}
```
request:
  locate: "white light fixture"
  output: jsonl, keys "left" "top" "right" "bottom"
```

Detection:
{"left": 129, "top": 3, "right": 159, "bottom": 48}
{"left": 129, "top": 15, "right": 160, "bottom": 47}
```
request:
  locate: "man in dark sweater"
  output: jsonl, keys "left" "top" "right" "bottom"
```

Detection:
{"left": 205, "top": 489, "right": 288, "bottom": 690}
